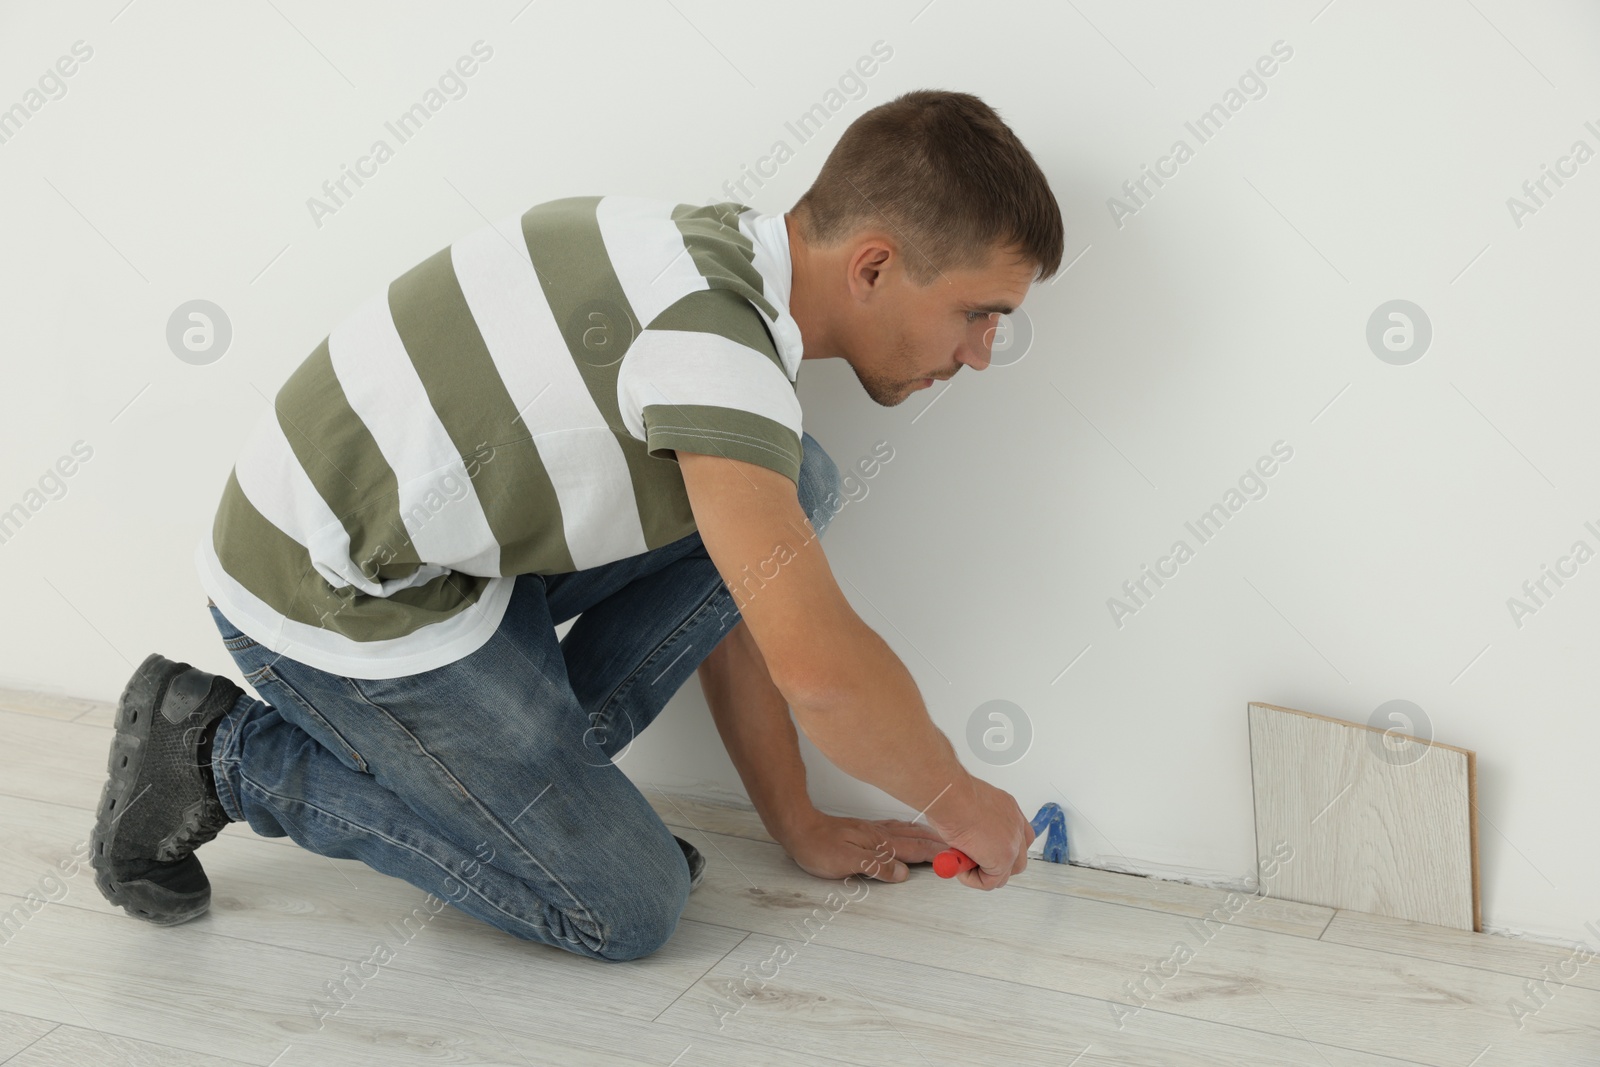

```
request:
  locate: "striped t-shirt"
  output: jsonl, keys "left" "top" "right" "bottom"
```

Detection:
{"left": 195, "top": 195, "right": 806, "bottom": 680}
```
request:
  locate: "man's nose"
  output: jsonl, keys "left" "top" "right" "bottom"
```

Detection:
{"left": 962, "top": 327, "right": 998, "bottom": 370}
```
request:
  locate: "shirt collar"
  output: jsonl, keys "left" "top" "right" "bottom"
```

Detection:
{"left": 739, "top": 208, "right": 805, "bottom": 382}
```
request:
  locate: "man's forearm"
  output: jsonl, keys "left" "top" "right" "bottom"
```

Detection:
{"left": 696, "top": 618, "right": 822, "bottom": 846}
{"left": 785, "top": 619, "right": 975, "bottom": 823}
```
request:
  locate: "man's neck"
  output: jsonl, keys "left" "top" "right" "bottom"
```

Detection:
{"left": 784, "top": 211, "right": 843, "bottom": 365}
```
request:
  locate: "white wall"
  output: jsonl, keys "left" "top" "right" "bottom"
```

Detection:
{"left": 2, "top": 0, "right": 1595, "bottom": 946}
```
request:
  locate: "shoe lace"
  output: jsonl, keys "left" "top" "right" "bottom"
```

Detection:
{"left": 170, "top": 795, "right": 229, "bottom": 853}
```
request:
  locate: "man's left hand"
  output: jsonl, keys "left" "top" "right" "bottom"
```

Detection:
{"left": 781, "top": 814, "right": 950, "bottom": 882}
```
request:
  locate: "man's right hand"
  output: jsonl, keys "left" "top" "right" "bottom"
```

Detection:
{"left": 927, "top": 774, "right": 1035, "bottom": 890}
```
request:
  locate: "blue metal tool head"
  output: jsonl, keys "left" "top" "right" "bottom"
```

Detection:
{"left": 1029, "top": 802, "right": 1069, "bottom": 864}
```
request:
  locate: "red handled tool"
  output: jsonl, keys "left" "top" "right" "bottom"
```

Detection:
{"left": 932, "top": 848, "right": 977, "bottom": 878}
{"left": 932, "top": 802, "right": 1069, "bottom": 878}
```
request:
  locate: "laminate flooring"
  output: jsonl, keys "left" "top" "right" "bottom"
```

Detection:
{"left": 0, "top": 690, "right": 1593, "bottom": 1066}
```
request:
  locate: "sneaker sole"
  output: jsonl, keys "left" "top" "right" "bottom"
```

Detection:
{"left": 674, "top": 835, "right": 706, "bottom": 892}
{"left": 89, "top": 653, "right": 213, "bottom": 926}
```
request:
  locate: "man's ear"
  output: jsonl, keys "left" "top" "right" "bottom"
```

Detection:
{"left": 848, "top": 240, "right": 895, "bottom": 297}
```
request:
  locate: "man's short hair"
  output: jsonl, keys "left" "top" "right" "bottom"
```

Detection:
{"left": 791, "top": 89, "right": 1064, "bottom": 286}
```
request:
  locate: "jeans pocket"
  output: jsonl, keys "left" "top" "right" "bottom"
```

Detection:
{"left": 209, "top": 604, "right": 259, "bottom": 653}
{"left": 244, "top": 662, "right": 370, "bottom": 775}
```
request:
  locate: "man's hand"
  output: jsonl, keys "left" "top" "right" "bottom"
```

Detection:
{"left": 782, "top": 813, "right": 950, "bottom": 882}
{"left": 926, "top": 775, "right": 1036, "bottom": 890}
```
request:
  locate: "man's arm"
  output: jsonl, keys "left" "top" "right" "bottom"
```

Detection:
{"left": 677, "top": 448, "right": 1035, "bottom": 889}
{"left": 695, "top": 616, "right": 817, "bottom": 845}
{"left": 696, "top": 616, "right": 951, "bottom": 881}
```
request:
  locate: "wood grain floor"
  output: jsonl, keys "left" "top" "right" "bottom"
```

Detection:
{"left": 0, "top": 690, "right": 1593, "bottom": 1066}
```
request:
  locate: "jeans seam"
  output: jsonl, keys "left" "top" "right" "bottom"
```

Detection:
{"left": 596, "top": 577, "right": 728, "bottom": 729}
{"left": 212, "top": 696, "right": 250, "bottom": 824}
{"left": 231, "top": 775, "right": 584, "bottom": 949}
{"left": 340, "top": 676, "right": 606, "bottom": 948}
{"left": 253, "top": 665, "right": 370, "bottom": 775}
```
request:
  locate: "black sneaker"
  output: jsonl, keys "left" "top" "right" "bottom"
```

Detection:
{"left": 89, "top": 653, "right": 240, "bottom": 925}
{"left": 674, "top": 835, "right": 705, "bottom": 892}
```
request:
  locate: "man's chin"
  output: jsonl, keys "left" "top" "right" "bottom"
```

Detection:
{"left": 850, "top": 368, "right": 919, "bottom": 407}
{"left": 856, "top": 384, "right": 907, "bottom": 407}
{"left": 896, "top": 380, "right": 931, "bottom": 404}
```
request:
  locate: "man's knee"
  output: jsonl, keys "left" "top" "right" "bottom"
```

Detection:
{"left": 600, "top": 903, "right": 685, "bottom": 961}
{"left": 593, "top": 840, "right": 691, "bottom": 962}
{"left": 796, "top": 430, "right": 842, "bottom": 539}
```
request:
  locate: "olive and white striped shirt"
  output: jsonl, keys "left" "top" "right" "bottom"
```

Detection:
{"left": 195, "top": 195, "right": 805, "bottom": 680}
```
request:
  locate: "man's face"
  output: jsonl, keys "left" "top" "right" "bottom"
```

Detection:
{"left": 844, "top": 241, "right": 1036, "bottom": 407}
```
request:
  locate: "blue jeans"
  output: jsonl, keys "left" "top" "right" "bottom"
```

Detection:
{"left": 206, "top": 431, "right": 841, "bottom": 962}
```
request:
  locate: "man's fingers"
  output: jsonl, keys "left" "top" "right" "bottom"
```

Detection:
{"left": 871, "top": 818, "right": 946, "bottom": 842}
{"left": 893, "top": 833, "right": 952, "bottom": 862}
{"left": 955, "top": 867, "right": 1004, "bottom": 891}
{"left": 858, "top": 821, "right": 947, "bottom": 864}
{"left": 864, "top": 858, "right": 909, "bottom": 882}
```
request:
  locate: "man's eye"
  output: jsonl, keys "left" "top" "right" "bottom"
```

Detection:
{"left": 966, "top": 311, "right": 986, "bottom": 323}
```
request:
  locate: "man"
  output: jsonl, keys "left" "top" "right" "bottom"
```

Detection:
{"left": 89, "top": 88, "right": 1064, "bottom": 962}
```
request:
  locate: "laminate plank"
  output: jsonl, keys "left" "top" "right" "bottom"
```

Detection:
{"left": 0, "top": 708, "right": 120, "bottom": 812}
{"left": 381, "top": 892, "right": 747, "bottom": 1024}
{"left": 648, "top": 787, "right": 1334, "bottom": 938}
{"left": 68, "top": 700, "right": 117, "bottom": 730}
{"left": 0, "top": 686, "right": 111, "bottom": 724}
{"left": 1248, "top": 702, "right": 1478, "bottom": 930}
{"left": 646, "top": 788, "right": 776, "bottom": 843}
{"left": 0, "top": 1011, "right": 57, "bottom": 1062}
{"left": 667, "top": 825, "right": 1600, "bottom": 1065}
{"left": 659, "top": 930, "right": 1424, "bottom": 1067}
{"left": 4, "top": 1024, "right": 257, "bottom": 1067}
{"left": 0, "top": 893, "right": 836, "bottom": 1067}
{"left": 1007, "top": 860, "right": 1334, "bottom": 939}
{"left": 1321, "top": 909, "right": 1600, "bottom": 993}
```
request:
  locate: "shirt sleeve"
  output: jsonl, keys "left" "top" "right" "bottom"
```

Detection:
{"left": 616, "top": 287, "right": 804, "bottom": 485}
